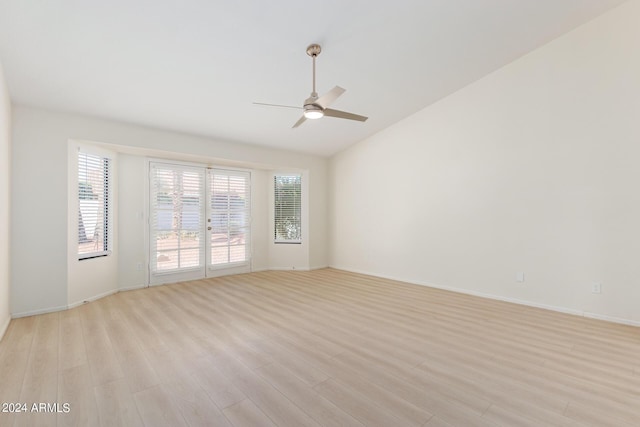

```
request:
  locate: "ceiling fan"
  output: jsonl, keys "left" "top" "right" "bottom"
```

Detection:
{"left": 254, "top": 44, "right": 368, "bottom": 128}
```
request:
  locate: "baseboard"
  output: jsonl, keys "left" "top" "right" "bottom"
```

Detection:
{"left": 583, "top": 312, "right": 640, "bottom": 327}
{"left": 12, "top": 304, "right": 69, "bottom": 318}
{"left": 254, "top": 266, "right": 328, "bottom": 272}
{"left": 118, "top": 284, "right": 147, "bottom": 292}
{"left": 331, "top": 265, "right": 640, "bottom": 328}
{"left": 0, "top": 315, "right": 10, "bottom": 342}
{"left": 12, "top": 285, "right": 145, "bottom": 318}
{"left": 67, "top": 288, "right": 120, "bottom": 310}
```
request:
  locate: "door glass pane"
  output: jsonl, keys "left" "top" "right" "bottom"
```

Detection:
{"left": 150, "top": 164, "right": 205, "bottom": 273}
{"left": 209, "top": 169, "right": 250, "bottom": 267}
{"left": 211, "top": 246, "right": 230, "bottom": 265}
{"left": 156, "top": 250, "right": 179, "bottom": 270}
{"left": 230, "top": 245, "right": 246, "bottom": 263}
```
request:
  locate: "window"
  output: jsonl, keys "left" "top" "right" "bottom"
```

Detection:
{"left": 78, "top": 151, "right": 111, "bottom": 259}
{"left": 274, "top": 174, "right": 301, "bottom": 243}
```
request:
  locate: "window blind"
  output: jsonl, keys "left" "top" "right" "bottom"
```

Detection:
{"left": 78, "top": 152, "right": 111, "bottom": 259}
{"left": 274, "top": 175, "right": 301, "bottom": 243}
{"left": 210, "top": 169, "right": 251, "bottom": 266}
{"left": 150, "top": 163, "right": 205, "bottom": 272}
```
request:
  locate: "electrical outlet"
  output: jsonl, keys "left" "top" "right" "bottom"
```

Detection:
{"left": 516, "top": 272, "right": 525, "bottom": 282}
{"left": 591, "top": 282, "right": 602, "bottom": 294}
{"left": 136, "top": 262, "right": 142, "bottom": 271}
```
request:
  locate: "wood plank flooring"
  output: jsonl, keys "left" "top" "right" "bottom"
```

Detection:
{"left": 0, "top": 268, "right": 639, "bottom": 426}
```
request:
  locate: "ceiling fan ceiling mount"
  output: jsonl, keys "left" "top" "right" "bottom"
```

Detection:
{"left": 306, "top": 44, "right": 322, "bottom": 57}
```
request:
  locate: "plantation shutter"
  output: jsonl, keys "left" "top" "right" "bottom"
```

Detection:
{"left": 274, "top": 175, "right": 301, "bottom": 243}
{"left": 209, "top": 169, "right": 251, "bottom": 266}
{"left": 78, "top": 152, "right": 111, "bottom": 259}
{"left": 150, "top": 163, "right": 205, "bottom": 272}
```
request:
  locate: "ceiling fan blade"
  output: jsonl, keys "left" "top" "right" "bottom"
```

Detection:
{"left": 315, "top": 86, "right": 346, "bottom": 109}
{"left": 292, "top": 115, "right": 307, "bottom": 128}
{"left": 323, "top": 108, "right": 368, "bottom": 122}
{"left": 253, "top": 102, "right": 302, "bottom": 110}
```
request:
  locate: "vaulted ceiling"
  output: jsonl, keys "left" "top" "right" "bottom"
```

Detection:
{"left": 0, "top": 0, "right": 628, "bottom": 156}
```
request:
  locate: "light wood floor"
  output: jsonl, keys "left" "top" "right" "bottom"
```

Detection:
{"left": 1, "top": 269, "right": 639, "bottom": 427}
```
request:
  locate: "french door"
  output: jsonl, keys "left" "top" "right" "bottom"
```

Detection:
{"left": 149, "top": 162, "right": 251, "bottom": 285}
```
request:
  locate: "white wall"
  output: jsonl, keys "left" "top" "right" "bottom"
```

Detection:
{"left": 0, "top": 60, "right": 11, "bottom": 340}
{"left": 250, "top": 169, "right": 270, "bottom": 272}
{"left": 330, "top": 1, "right": 640, "bottom": 325}
{"left": 11, "top": 107, "right": 328, "bottom": 316}
{"left": 308, "top": 166, "right": 329, "bottom": 270}
{"left": 117, "top": 153, "right": 147, "bottom": 290}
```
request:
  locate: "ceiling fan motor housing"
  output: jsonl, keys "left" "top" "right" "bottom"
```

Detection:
{"left": 304, "top": 94, "right": 319, "bottom": 106}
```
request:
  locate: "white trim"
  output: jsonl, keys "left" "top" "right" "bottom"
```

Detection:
{"left": 210, "top": 165, "right": 254, "bottom": 174}
{"left": 147, "top": 157, "right": 255, "bottom": 174}
{"left": 143, "top": 158, "right": 151, "bottom": 286}
{"left": 13, "top": 285, "right": 146, "bottom": 317}
{"left": 208, "top": 261, "right": 250, "bottom": 271}
{"left": 12, "top": 304, "right": 69, "bottom": 319}
{"left": 147, "top": 157, "right": 208, "bottom": 169}
{"left": 118, "top": 284, "right": 147, "bottom": 292}
{"left": 330, "top": 266, "right": 640, "bottom": 328}
{"left": 252, "top": 266, "right": 327, "bottom": 272}
{"left": 0, "top": 316, "right": 10, "bottom": 342}
{"left": 152, "top": 266, "right": 203, "bottom": 276}
{"left": 583, "top": 312, "right": 640, "bottom": 327}
{"left": 67, "top": 288, "right": 119, "bottom": 310}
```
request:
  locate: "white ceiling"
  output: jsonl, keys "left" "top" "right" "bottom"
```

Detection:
{"left": 0, "top": 0, "right": 627, "bottom": 157}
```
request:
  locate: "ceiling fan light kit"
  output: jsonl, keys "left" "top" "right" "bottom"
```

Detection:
{"left": 303, "top": 105, "right": 324, "bottom": 119}
{"left": 253, "top": 44, "right": 368, "bottom": 128}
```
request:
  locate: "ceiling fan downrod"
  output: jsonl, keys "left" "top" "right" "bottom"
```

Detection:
{"left": 306, "top": 44, "right": 321, "bottom": 98}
